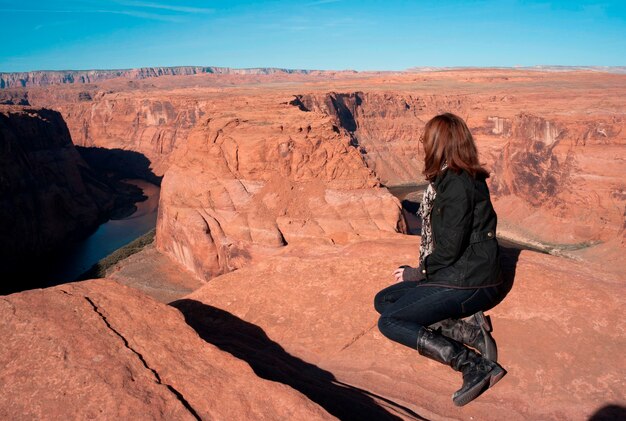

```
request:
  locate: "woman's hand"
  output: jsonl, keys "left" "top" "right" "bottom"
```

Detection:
{"left": 393, "top": 267, "right": 405, "bottom": 282}
{"left": 394, "top": 265, "right": 426, "bottom": 282}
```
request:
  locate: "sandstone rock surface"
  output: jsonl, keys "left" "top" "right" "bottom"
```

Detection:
{"left": 1, "top": 68, "right": 624, "bottom": 421}
{"left": 0, "top": 279, "right": 335, "bottom": 420}
{"left": 182, "top": 235, "right": 626, "bottom": 420}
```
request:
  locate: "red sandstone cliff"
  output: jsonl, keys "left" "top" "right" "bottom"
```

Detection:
{"left": 10, "top": 69, "right": 619, "bottom": 278}
{"left": 155, "top": 94, "right": 405, "bottom": 280}
{"left": 291, "top": 82, "right": 625, "bottom": 252}
{"left": 0, "top": 69, "right": 624, "bottom": 420}
{"left": 2, "top": 70, "right": 623, "bottom": 273}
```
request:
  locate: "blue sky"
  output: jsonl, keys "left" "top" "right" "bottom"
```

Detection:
{"left": 1, "top": 0, "right": 625, "bottom": 72}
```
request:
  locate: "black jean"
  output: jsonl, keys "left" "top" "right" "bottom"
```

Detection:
{"left": 374, "top": 281, "right": 506, "bottom": 349}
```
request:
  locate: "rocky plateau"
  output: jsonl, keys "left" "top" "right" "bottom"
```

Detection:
{"left": 0, "top": 68, "right": 624, "bottom": 420}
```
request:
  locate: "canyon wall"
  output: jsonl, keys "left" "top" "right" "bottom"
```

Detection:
{"left": 1, "top": 70, "right": 624, "bottom": 420}
{"left": 291, "top": 92, "right": 495, "bottom": 186}
{"left": 1, "top": 70, "right": 623, "bottom": 281}
{"left": 488, "top": 112, "right": 625, "bottom": 247}
{"left": 8, "top": 88, "right": 220, "bottom": 177}
{"left": 293, "top": 88, "right": 625, "bottom": 249}
{"left": 0, "top": 106, "right": 134, "bottom": 279}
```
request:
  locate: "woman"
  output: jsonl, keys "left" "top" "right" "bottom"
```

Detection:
{"left": 374, "top": 113, "right": 509, "bottom": 406}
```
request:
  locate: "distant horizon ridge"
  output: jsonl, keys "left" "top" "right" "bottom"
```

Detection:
{"left": 2, "top": 64, "right": 626, "bottom": 74}
{"left": 2, "top": 64, "right": 625, "bottom": 89}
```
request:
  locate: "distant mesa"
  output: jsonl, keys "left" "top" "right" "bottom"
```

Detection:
{"left": 3, "top": 65, "right": 626, "bottom": 89}
{"left": 0, "top": 66, "right": 318, "bottom": 88}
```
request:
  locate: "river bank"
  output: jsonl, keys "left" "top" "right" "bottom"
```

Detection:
{"left": 0, "top": 179, "right": 160, "bottom": 295}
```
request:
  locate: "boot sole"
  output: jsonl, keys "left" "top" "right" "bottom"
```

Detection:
{"left": 452, "top": 365, "right": 506, "bottom": 407}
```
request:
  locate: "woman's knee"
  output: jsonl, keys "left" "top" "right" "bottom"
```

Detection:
{"left": 373, "top": 290, "right": 387, "bottom": 314}
{"left": 377, "top": 315, "right": 421, "bottom": 349}
{"left": 377, "top": 315, "right": 394, "bottom": 339}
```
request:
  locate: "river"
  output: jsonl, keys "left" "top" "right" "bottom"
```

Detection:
{"left": 42, "top": 179, "right": 160, "bottom": 286}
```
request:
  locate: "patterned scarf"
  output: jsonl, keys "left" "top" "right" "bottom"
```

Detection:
{"left": 419, "top": 163, "right": 447, "bottom": 266}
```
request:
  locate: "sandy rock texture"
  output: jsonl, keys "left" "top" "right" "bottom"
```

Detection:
{"left": 182, "top": 235, "right": 625, "bottom": 421}
{"left": 0, "top": 279, "right": 335, "bottom": 421}
{"left": 0, "top": 69, "right": 624, "bottom": 420}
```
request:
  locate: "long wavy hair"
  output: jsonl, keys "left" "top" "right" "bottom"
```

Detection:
{"left": 421, "top": 113, "right": 489, "bottom": 181}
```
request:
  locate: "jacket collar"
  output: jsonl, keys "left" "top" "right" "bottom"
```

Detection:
{"left": 433, "top": 167, "right": 450, "bottom": 189}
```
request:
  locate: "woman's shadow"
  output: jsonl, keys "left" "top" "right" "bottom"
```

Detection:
{"left": 170, "top": 299, "right": 428, "bottom": 421}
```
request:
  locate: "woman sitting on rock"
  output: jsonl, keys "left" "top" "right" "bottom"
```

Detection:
{"left": 374, "top": 113, "right": 509, "bottom": 406}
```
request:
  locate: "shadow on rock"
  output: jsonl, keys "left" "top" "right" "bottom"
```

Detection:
{"left": 588, "top": 404, "right": 626, "bottom": 421}
{"left": 170, "top": 299, "right": 429, "bottom": 421}
{"left": 77, "top": 146, "right": 163, "bottom": 186}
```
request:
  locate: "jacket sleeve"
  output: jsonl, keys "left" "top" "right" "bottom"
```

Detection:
{"left": 424, "top": 176, "right": 473, "bottom": 277}
{"left": 402, "top": 265, "right": 426, "bottom": 282}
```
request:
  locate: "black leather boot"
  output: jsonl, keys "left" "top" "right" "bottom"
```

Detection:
{"left": 417, "top": 327, "right": 506, "bottom": 406}
{"left": 429, "top": 311, "right": 498, "bottom": 361}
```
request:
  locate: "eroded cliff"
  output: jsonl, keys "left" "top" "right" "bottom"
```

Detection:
{"left": 291, "top": 82, "right": 625, "bottom": 250}
{"left": 155, "top": 94, "right": 405, "bottom": 280}
{"left": 0, "top": 69, "right": 625, "bottom": 420}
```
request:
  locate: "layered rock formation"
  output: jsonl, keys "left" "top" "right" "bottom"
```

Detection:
{"left": 0, "top": 66, "right": 316, "bottom": 88}
{"left": 289, "top": 72, "right": 625, "bottom": 253}
{"left": 43, "top": 92, "right": 208, "bottom": 177}
{"left": 0, "top": 279, "right": 334, "bottom": 420}
{"left": 1, "top": 69, "right": 624, "bottom": 420}
{"left": 291, "top": 92, "right": 488, "bottom": 186}
{"left": 156, "top": 96, "right": 405, "bottom": 280}
{"left": 10, "top": 68, "right": 616, "bottom": 279}
{"left": 489, "top": 111, "right": 625, "bottom": 247}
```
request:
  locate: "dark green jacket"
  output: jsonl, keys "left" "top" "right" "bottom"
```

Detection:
{"left": 409, "top": 169, "right": 502, "bottom": 288}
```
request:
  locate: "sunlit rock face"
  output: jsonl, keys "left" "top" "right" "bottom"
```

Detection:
{"left": 183, "top": 236, "right": 625, "bottom": 421}
{"left": 155, "top": 95, "right": 405, "bottom": 281}
{"left": 0, "top": 279, "right": 334, "bottom": 421}
{"left": 0, "top": 66, "right": 316, "bottom": 88}
{"left": 292, "top": 84, "right": 624, "bottom": 253}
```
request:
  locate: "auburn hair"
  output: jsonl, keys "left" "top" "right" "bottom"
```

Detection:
{"left": 421, "top": 113, "right": 489, "bottom": 181}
